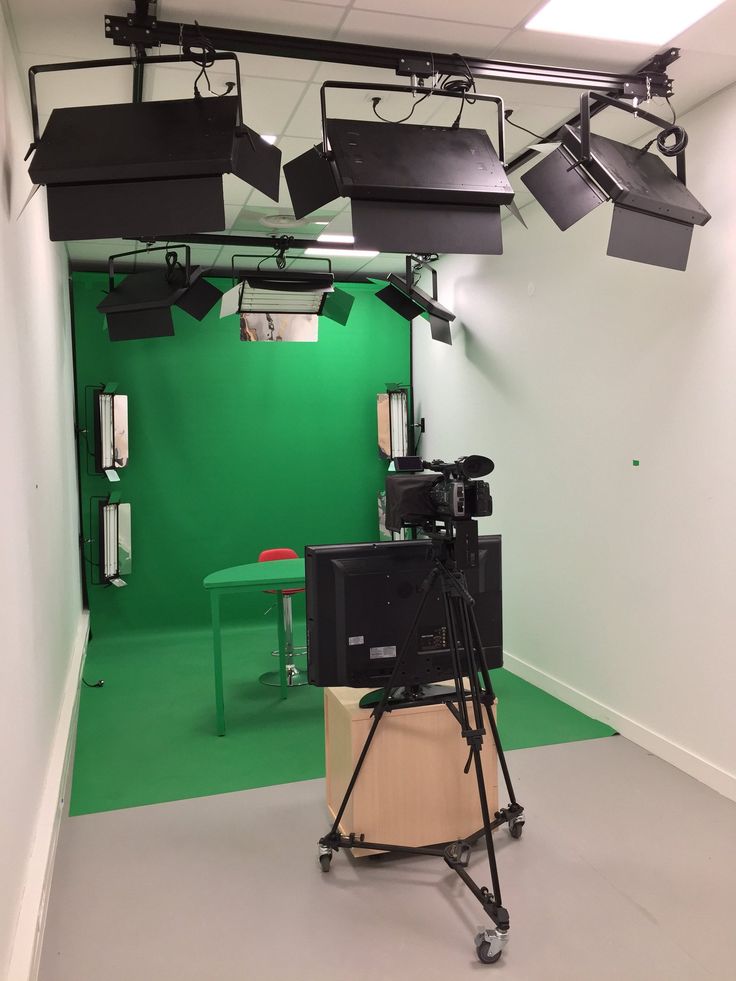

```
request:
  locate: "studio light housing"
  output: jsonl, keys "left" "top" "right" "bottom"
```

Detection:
{"left": 377, "top": 386, "right": 410, "bottom": 460}
{"left": 97, "top": 246, "right": 222, "bottom": 341}
{"left": 521, "top": 92, "right": 710, "bottom": 270}
{"left": 285, "top": 81, "right": 514, "bottom": 255}
{"left": 26, "top": 51, "right": 282, "bottom": 241}
{"left": 220, "top": 244, "right": 355, "bottom": 325}
{"left": 375, "top": 256, "right": 455, "bottom": 346}
{"left": 98, "top": 495, "right": 132, "bottom": 587}
{"left": 94, "top": 384, "right": 129, "bottom": 481}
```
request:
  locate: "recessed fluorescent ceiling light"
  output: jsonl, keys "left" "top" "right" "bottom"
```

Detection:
{"left": 261, "top": 135, "right": 278, "bottom": 144}
{"left": 317, "top": 233, "right": 355, "bottom": 243}
{"left": 305, "top": 247, "right": 378, "bottom": 257}
{"left": 525, "top": 0, "right": 727, "bottom": 45}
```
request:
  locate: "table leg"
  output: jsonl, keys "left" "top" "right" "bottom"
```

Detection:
{"left": 211, "top": 591, "right": 226, "bottom": 735}
{"left": 276, "top": 591, "right": 288, "bottom": 700}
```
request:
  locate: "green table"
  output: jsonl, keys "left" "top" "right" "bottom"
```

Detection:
{"left": 204, "top": 558, "right": 306, "bottom": 735}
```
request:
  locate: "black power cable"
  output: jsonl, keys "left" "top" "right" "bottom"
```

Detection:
{"left": 190, "top": 21, "right": 235, "bottom": 100}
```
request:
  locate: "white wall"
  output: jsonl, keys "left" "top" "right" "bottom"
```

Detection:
{"left": 0, "top": 5, "right": 85, "bottom": 978}
{"left": 413, "top": 83, "right": 736, "bottom": 800}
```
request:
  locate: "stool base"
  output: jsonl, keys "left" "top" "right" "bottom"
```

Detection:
{"left": 260, "top": 664, "right": 309, "bottom": 688}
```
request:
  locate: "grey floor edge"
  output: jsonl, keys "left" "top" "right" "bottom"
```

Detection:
{"left": 39, "top": 736, "right": 736, "bottom": 981}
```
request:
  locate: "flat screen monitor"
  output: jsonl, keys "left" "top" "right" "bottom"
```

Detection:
{"left": 306, "top": 536, "right": 502, "bottom": 689}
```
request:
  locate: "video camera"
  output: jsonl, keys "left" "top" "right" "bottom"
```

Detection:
{"left": 385, "top": 455, "right": 494, "bottom": 532}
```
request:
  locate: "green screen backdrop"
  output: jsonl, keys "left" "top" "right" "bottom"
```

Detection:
{"left": 73, "top": 273, "right": 410, "bottom": 636}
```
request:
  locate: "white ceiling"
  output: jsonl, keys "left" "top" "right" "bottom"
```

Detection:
{"left": 8, "top": 0, "right": 736, "bottom": 279}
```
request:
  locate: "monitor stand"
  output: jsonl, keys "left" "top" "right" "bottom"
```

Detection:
{"left": 358, "top": 683, "right": 471, "bottom": 710}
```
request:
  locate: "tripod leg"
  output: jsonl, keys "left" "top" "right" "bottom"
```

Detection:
{"left": 465, "top": 602, "right": 524, "bottom": 832}
{"left": 450, "top": 593, "right": 504, "bottom": 905}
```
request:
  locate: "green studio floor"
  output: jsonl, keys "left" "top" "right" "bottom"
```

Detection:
{"left": 71, "top": 623, "right": 615, "bottom": 816}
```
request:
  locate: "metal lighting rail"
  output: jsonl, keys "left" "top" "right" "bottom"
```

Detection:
{"left": 104, "top": 13, "right": 675, "bottom": 99}
{"left": 133, "top": 233, "right": 364, "bottom": 251}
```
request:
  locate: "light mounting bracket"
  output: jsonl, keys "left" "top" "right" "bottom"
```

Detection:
{"left": 578, "top": 91, "right": 688, "bottom": 185}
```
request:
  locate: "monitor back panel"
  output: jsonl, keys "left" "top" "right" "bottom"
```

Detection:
{"left": 306, "top": 536, "right": 502, "bottom": 688}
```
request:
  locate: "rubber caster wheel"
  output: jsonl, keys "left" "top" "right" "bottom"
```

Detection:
{"left": 476, "top": 941, "right": 502, "bottom": 964}
{"left": 319, "top": 853, "right": 332, "bottom": 873}
{"left": 509, "top": 819, "right": 524, "bottom": 839}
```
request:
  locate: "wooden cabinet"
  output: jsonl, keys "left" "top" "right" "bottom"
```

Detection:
{"left": 324, "top": 686, "right": 498, "bottom": 855}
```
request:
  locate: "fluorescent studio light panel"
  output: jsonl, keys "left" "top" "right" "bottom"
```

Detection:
{"left": 99, "top": 500, "right": 132, "bottom": 586}
{"left": 221, "top": 256, "right": 355, "bottom": 327}
{"left": 95, "top": 387, "right": 129, "bottom": 480}
{"left": 377, "top": 388, "right": 410, "bottom": 460}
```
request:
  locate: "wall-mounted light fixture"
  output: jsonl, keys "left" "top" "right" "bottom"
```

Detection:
{"left": 521, "top": 92, "right": 710, "bottom": 270}
{"left": 377, "top": 386, "right": 410, "bottom": 460}
{"left": 375, "top": 256, "right": 455, "bottom": 345}
{"left": 26, "top": 51, "right": 281, "bottom": 241}
{"left": 284, "top": 80, "right": 513, "bottom": 256}
{"left": 98, "top": 495, "right": 132, "bottom": 587}
{"left": 94, "top": 383, "right": 128, "bottom": 481}
{"left": 97, "top": 246, "right": 222, "bottom": 341}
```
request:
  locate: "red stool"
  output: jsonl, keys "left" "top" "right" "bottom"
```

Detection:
{"left": 258, "top": 548, "right": 308, "bottom": 689}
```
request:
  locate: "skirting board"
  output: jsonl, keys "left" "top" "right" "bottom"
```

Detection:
{"left": 8, "top": 610, "right": 90, "bottom": 981}
{"left": 503, "top": 649, "right": 736, "bottom": 803}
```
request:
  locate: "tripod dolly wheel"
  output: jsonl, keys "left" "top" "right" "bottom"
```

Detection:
{"left": 474, "top": 928, "right": 508, "bottom": 965}
{"left": 509, "top": 816, "right": 524, "bottom": 839}
{"left": 318, "top": 846, "right": 333, "bottom": 872}
{"left": 476, "top": 942, "right": 502, "bottom": 964}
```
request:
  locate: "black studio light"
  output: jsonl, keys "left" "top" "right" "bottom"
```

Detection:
{"left": 220, "top": 242, "right": 355, "bottom": 325}
{"left": 26, "top": 50, "right": 281, "bottom": 241}
{"left": 521, "top": 92, "right": 711, "bottom": 271}
{"left": 375, "top": 256, "right": 455, "bottom": 345}
{"left": 98, "top": 246, "right": 222, "bottom": 341}
{"left": 285, "top": 80, "right": 514, "bottom": 256}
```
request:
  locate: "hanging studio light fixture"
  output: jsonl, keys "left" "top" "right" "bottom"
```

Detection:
{"left": 521, "top": 92, "right": 710, "bottom": 270}
{"left": 26, "top": 51, "right": 282, "bottom": 241}
{"left": 284, "top": 80, "right": 514, "bottom": 256}
{"left": 97, "top": 246, "right": 223, "bottom": 341}
{"left": 220, "top": 244, "right": 356, "bottom": 326}
{"left": 375, "top": 256, "right": 456, "bottom": 345}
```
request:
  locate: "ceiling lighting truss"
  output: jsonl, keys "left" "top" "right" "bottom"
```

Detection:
{"left": 26, "top": 50, "right": 281, "bottom": 241}
{"left": 104, "top": 16, "right": 680, "bottom": 197}
{"left": 105, "top": 15, "right": 674, "bottom": 100}
{"left": 285, "top": 81, "right": 514, "bottom": 256}
{"left": 521, "top": 91, "right": 710, "bottom": 270}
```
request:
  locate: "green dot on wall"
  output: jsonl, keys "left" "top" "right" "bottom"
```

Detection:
{"left": 632, "top": 460, "right": 640, "bottom": 467}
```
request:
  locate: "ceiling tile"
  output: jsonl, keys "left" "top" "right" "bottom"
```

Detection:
{"left": 20, "top": 54, "right": 132, "bottom": 114}
{"left": 222, "top": 173, "right": 255, "bottom": 207}
{"left": 337, "top": 10, "right": 510, "bottom": 57}
{"left": 495, "top": 26, "right": 656, "bottom": 72}
{"left": 153, "top": 0, "right": 345, "bottom": 34}
{"left": 670, "top": 2, "right": 736, "bottom": 57}
{"left": 8, "top": 1, "right": 112, "bottom": 58}
{"left": 666, "top": 48, "right": 736, "bottom": 113}
{"left": 352, "top": 0, "right": 539, "bottom": 29}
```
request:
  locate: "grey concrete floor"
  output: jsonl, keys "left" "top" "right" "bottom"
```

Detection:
{"left": 40, "top": 736, "right": 736, "bottom": 981}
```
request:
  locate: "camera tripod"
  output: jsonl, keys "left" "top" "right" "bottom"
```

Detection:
{"left": 317, "top": 520, "right": 525, "bottom": 965}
